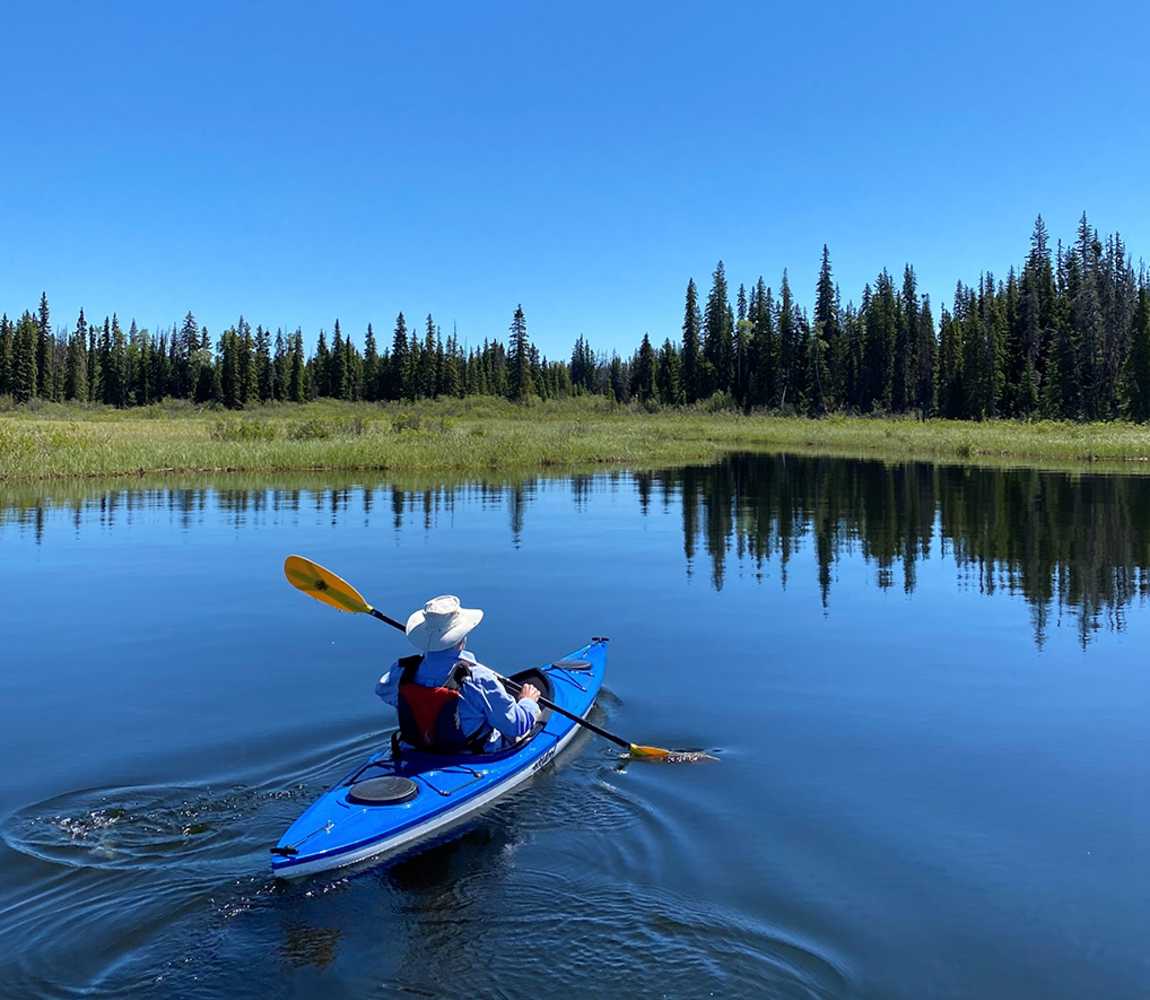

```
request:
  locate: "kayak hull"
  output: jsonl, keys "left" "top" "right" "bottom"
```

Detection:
{"left": 271, "top": 639, "right": 607, "bottom": 878}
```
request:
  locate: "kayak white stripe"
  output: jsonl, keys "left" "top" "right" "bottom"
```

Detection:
{"left": 273, "top": 703, "right": 592, "bottom": 879}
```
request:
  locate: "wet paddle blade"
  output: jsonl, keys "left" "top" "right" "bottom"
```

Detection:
{"left": 284, "top": 555, "right": 373, "bottom": 614}
{"left": 628, "top": 744, "right": 717, "bottom": 764}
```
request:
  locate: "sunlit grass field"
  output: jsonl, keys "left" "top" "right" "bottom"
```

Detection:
{"left": 3, "top": 395, "right": 1150, "bottom": 481}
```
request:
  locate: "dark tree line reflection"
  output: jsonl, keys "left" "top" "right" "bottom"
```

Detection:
{"left": 4, "top": 457, "right": 1148, "bottom": 647}
{"left": 649, "top": 454, "right": 1150, "bottom": 648}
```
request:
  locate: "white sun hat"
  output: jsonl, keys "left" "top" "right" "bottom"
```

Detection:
{"left": 405, "top": 595, "right": 485, "bottom": 653}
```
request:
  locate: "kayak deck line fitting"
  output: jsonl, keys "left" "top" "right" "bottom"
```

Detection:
{"left": 270, "top": 638, "right": 607, "bottom": 878}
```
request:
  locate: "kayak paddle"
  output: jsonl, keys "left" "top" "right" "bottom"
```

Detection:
{"left": 283, "top": 554, "right": 700, "bottom": 762}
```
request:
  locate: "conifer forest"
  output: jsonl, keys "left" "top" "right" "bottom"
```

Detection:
{"left": 3, "top": 214, "right": 1149, "bottom": 422}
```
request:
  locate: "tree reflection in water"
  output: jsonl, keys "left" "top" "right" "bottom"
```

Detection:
{"left": 4, "top": 454, "right": 1147, "bottom": 648}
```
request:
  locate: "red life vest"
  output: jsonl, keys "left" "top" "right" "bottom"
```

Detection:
{"left": 396, "top": 655, "right": 491, "bottom": 752}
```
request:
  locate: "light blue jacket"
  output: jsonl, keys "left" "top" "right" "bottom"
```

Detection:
{"left": 375, "top": 648, "right": 540, "bottom": 750}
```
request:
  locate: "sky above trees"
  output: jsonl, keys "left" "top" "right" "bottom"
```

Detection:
{"left": 1, "top": 1, "right": 1147, "bottom": 355}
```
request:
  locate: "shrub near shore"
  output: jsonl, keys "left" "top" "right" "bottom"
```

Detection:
{"left": 3, "top": 396, "right": 1150, "bottom": 481}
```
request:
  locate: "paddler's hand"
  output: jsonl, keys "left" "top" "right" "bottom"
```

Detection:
{"left": 518, "top": 683, "right": 541, "bottom": 704}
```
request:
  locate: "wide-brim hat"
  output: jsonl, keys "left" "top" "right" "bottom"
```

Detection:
{"left": 405, "top": 595, "right": 484, "bottom": 652}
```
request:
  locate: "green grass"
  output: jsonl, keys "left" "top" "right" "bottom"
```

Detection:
{"left": 3, "top": 395, "right": 1150, "bottom": 481}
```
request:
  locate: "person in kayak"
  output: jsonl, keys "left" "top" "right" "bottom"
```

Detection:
{"left": 375, "top": 595, "right": 541, "bottom": 752}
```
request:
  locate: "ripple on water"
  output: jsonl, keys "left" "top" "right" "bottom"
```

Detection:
{"left": 1, "top": 784, "right": 314, "bottom": 873}
{"left": 388, "top": 874, "right": 852, "bottom": 999}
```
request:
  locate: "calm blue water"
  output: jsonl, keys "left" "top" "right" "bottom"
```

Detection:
{"left": 1, "top": 455, "right": 1147, "bottom": 998}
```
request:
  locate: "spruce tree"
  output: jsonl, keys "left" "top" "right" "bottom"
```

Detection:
{"left": 749, "top": 280, "right": 775, "bottom": 408}
{"left": 194, "top": 331, "right": 216, "bottom": 404}
{"left": 389, "top": 313, "right": 409, "bottom": 400}
{"left": 1127, "top": 285, "right": 1150, "bottom": 421}
{"left": 0, "top": 314, "right": 12, "bottom": 396}
{"left": 914, "top": 296, "right": 937, "bottom": 418}
{"left": 633, "top": 333, "right": 656, "bottom": 402}
{"left": 177, "top": 312, "right": 199, "bottom": 398}
{"left": 655, "top": 339, "right": 681, "bottom": 404}
{"left": 814, "top": 247, "right": 840, "bottom": 408}
{"left": 289, "top": 331, "right": 306, "bottom": 402}
{"left": 894, "top": 266, "right": 918, "bottom": 412}
{"left": 702, "top": 261, "right": 732, "bottom": 396}
{"left": 36, "top": 292, "right": 51, "bottom": 399}
{"left": 507, "top": 305, "right": 533, "bottom": 401}
{"left": 86, "top": 323, "right": 98, "bottom": 402}
{"left": 256, "top": 325, "right": 273, "bottom": 402}
{"left": 420, "top": 315, "right": 437, "bottom": 398}
{"left": 330, "top": 321, "right": 347, "bottom": 400}
{"left": 313, "top": 329, "right": 330, "bottom": 399}
{"left": 362, "top": 324, "right": 378, "bottom": 401}
{"left": 778, "top": 271, "right": 801, "bottom": 409}
{"left": 13, "top": 313, "right": 39, "bottom": 403}
{"left": 608, "top": 354, "right": 627, "bottom": 402}
{"left": 65, "top": 309, "right": 89, "bottom": 402}
{"left": 681, "top": 279, "right": 702, "bottom": 403}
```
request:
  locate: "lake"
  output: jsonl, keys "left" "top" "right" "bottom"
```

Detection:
{"left": 1, "top": 454, "right": 1147, "bottom": 998}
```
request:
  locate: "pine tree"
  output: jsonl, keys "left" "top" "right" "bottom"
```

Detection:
{"left": 35, "top": 292, "right": 51, "bottom": 399}
{"left": 330, "top": 321, "right": 347, "bottom": 400}
{"left": 1127, "top": 285, "right": 1150, "bottom": 421}
{"left": 12, "top": 312, "right": 38, "bottom": 403}
{"left": 363, "top": 323, "right": 378, "bottom": 401}
{"left": 748, "top": 280, "right": 775, "bottom": 408}
{"left": 702, "top": 261, "right": 732, "bottom": 396}
{"left": 778, "top": 270, "right": 801, "bottom": 409}
{"left": 389, "top": 313, "right": 409, "bottom": 400}
{"left": 289, "top": 331, "right": 305, "bottom": 402}
{"left": 420, "top": 314, "right": 437, "bottom": 398}
{"left": 313, "top": 329, "right": 330, "bottom": 399}
{"left": 508, "top": 305, "right": 533, "bottom": 401}
{"left": 938, "top": 297, "right": 964, "bottom": 418}
{"left": 177, "top": 312, "right": 199, "bottom": 399}
{"left": 633, "top": 333, "right": 656, "bottom": 402}
{"left": 194, "top": 328, "right": 216, "bottom": 404}
{"left": 608, "top": 354, "right": 627, "bottom": 402}
{"left": 240, "top": 320, "right": 257, "bottom": 406}
{"left": 86, "top": 321, "right": 98, "bottom": 400}
{"left": 256, "top": 325, "right": 273, "bottom": 402}
{"left": 656, "top": 338, "right": 681, "bottom": 404}
{"left": 914, "top": 296, "right": 937, "bottom": 418}
{"left": 814, "top": 247, "right": 841, "bottom": 408}
{"left": 65, "top": 308, "right": 89, "bottom": 401}
{"left": 0, "top": 314, "right": 12, "bottom": 396}
{"left": 106, "top": 314, "right": 128, "bottom": 406}
{"left": 681, "top": 279, "right": 702, "bottom": 403}
{"left": 894, "top": 265, "right": 918, "bottom": 412}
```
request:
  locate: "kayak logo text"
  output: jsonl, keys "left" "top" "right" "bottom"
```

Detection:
{"left": 531, "top": 748, "right": 557, "bottom": 773}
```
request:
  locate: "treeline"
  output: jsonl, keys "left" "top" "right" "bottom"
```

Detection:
{"left": 3, "top": 213, "right": 1149, "bottom": 420}
{"left": 0, "top": 300, "right": 566, "bottom": 408}
{"left": 654, "top": 213, "right": 1150, "bottom": 420}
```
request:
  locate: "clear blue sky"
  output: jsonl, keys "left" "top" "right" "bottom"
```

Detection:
{"left": 1, "top": 1, "right": 1147, "bottom": 357}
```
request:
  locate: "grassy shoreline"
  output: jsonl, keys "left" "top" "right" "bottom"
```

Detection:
{"left": 4, "top": 397, "right": 1150, "bottom": 482}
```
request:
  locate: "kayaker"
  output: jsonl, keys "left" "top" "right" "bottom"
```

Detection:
{"left": 375, "top": 595, "right": 541, "bottom": 752}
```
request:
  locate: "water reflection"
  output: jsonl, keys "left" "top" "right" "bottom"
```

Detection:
{"left": 4, "top": 454, "right": 1148, "bottom": 648}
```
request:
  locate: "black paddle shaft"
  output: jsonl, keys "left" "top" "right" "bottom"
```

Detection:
{"left": 368, "top": 607, "right": 630, "bottom": 751}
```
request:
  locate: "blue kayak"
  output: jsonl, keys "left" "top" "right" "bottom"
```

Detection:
{"left": 271, "top": 638, "right": 608, "bottom": 878}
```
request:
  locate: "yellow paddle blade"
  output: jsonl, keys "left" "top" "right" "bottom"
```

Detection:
{"left": 629, "top": 744, "right": 718, "bottom": 764}
{"left": 284, "top": 555, "right": 373, "bottom": 614}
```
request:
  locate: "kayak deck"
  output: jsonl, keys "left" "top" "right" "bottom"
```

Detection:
{"left": 271, "top": 638, "right": 607, "bottom": 878}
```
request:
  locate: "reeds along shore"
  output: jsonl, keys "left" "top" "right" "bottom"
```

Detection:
{"left": 4, "top": 396, "right": 1150, "bottom": 482}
